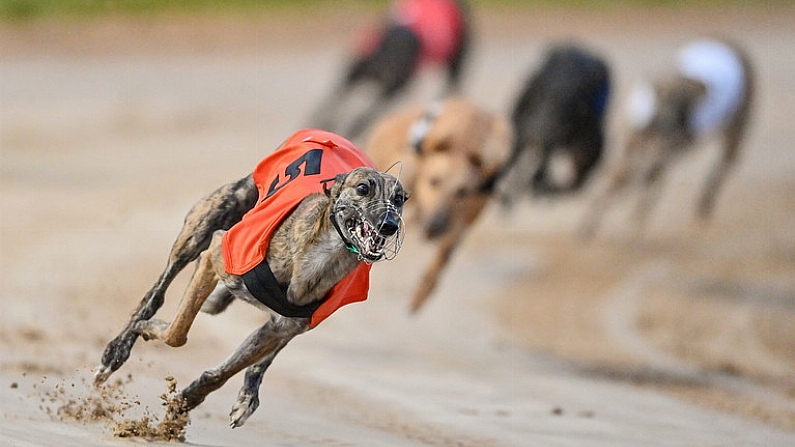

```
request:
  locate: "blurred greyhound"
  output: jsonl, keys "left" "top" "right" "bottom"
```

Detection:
{"left": 366, "top": 97, "right": 512, "bottom": 312}
{"left": 580, "top": 38, "right": 754, "bottom": 239}
{"left": 498, "top": 43, "right": 611, "bottom": 207}
{"left": 309, "top": 0, "right": 470, "bottom": 141}
{"left": 95, "top": 130, "right": 408, "bottom": 428}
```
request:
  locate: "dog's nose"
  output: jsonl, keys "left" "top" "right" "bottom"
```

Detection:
{"left": 379, "top": 212, "right": 400, "bottom": 236}
{"left": 425, "top": 209, "right": 449, "bottom": 240}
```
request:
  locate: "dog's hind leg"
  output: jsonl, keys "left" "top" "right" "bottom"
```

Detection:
{"left": 578, "top": 168, "right": 630, "bottom": 241}
{"left": 135, "top": 232, "right": 226, "bottom": 347}
{"left": 630, "top": 162, "right": 668, "bottom": 236}
{"left": 200, "top": 283, "right": 236, "bottom": 315}
{"left": 695, "top": 134, "right": 740, "bottom": 221}
{"left": 95, "top": 176, "right": 257, "bottom": 385}
{"left": 698, "top": 43, "right": 754, "bottom": 221}
{"left": 177, "top": 315, "right": 308, "bottom": 416}
{"left": 696, "top": 102, "right": 750, "bottom": 221}
{"left": 228, "top": 344, "right": 287, "bottom": 428}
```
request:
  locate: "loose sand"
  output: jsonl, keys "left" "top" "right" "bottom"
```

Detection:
{"left": 2, "top": 5, "right": 794, "bottom": 446}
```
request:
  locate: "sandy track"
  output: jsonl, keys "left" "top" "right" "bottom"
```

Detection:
{"left": 2, "top": 5, "right": 795, "bottom": 446}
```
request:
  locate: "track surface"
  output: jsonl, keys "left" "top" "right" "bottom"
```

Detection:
{"left": 2, "top": 5, "right": 794, "bottom": 446}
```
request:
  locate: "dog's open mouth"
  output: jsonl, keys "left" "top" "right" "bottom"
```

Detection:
{"left": 345, "top": 218, "right": 392, "bottom": 262}
{"left": 335, "top": 207, "right": 403, "bottom": 263}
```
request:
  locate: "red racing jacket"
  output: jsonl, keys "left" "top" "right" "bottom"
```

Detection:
{"left": 356, "top": 0, "right": 466, "bottom": 66}
{"left": 222, "top": 129, "right": 376, "bottom": 328}
{"left": 393, "top": 0, "right": 465, "bottom": 65}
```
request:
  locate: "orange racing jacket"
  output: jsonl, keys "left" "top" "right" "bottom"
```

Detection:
{"left": 222, "top": 129, "right": 376, "bottom": 328}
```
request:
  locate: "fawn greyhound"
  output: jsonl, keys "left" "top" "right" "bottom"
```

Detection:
{"left": 365, "top": 97, "right": 512, "bottom": 312}
{"left": 94, "top": 129, "right": 408, "bottom": 428}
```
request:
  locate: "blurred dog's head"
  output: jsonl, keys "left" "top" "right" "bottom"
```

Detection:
{"left": 409, "top": 99, "right": 512, "bottom": 240}
{"left": 625, "top": 76, "right": 708, "bottom": 163}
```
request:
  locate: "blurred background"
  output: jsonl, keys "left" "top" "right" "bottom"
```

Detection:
{"left": 1, "top": 1, "right": 794, "bottom": 445}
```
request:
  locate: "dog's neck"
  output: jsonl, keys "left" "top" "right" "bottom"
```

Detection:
{"left": 267, "top": 193, "right": 361, "bottom": 307}
{"left": 329, "top": 204, "right": 359, "bottom": 255}
{"left": 304, "top": 197, "right": 359, "bottom": 260}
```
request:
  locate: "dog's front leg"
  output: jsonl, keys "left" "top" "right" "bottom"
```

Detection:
{"left": 410, "top": 230, "right": 462, "bottom": 313}
{"left": 178, "top": 316, "right": 308, "bottom": 417}
{"left": 696, "top": 130, "right": 743, "bottom": 221}
{"left": 577, "top": 164, "right": 634, "bottom": 241}
{"left": 346, "top": 91, "right": 398, "bottom": 141}
{"left": 496, "top": 144, "right": 542, "bottom": 209}
{"left": 228, "top": 343, "right": 288, "bottom": 428}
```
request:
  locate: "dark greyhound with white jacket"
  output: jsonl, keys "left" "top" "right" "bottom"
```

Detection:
{"left": 580, "top": 38, "right": 754, "bottom": 239}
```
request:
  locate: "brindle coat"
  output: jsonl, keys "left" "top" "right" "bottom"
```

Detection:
{"left": 94, "top": 167, "right": 407, "bottom": 428}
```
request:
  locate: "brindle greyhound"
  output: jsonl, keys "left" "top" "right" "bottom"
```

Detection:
{"left": 94, "top": 130, "right": 408, "bottom": 428}
{"left": 579, "top": 38, "right": 754, "bottom": 239}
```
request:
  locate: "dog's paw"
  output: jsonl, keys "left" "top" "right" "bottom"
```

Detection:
{"left": 229, "top": 394, "right": 259, "bottom": 428}
{"left": 95, "top": 332, "right": 138, "bottom": 385}
{"left": 93, "top": 364, "right": 113, "bottom": 386}
{"left": 134, "top": 318, "right": 169, "bottom": 341}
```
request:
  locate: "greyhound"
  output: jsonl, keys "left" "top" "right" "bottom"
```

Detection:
{"left": 94, "top": 129, "right": 408, "bottom": 428}
{"left": 498, "top": 43, "right": 611, "bottom": 207}
{"left": 580, "top": 38, "right": 754, "bottom": 239}
{"left": 365, "top": 97, "right": 512, "bottom": 312}
{"left": 309, "top": 0, "right": 470, "bottom": 140}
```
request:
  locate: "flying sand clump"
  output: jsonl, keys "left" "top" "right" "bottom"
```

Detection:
{"left": 40, "top": 373, "right": 190, "bottom": 442}
{"left": 112, "top": 376, "right": 190, "bottom": 442}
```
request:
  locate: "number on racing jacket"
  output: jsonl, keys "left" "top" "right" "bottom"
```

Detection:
{"left": 265, "top": 148, "right": 324, "bottom": 199}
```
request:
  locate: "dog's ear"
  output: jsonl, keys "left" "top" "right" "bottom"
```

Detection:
{"left": 324, "top": 172, "right": 349, "bottom": 198}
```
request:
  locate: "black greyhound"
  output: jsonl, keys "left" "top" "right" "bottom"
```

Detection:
{"left": 498, "top": 43, "right": 611, "bottom": 206}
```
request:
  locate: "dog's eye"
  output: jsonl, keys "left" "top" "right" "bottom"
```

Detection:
{"left": 356, "top": 183, "right": 370, "bottom": 196}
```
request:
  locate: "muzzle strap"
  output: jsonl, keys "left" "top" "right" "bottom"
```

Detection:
{"left": 330, "top": 210, "right": 360, "bottom": 255}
